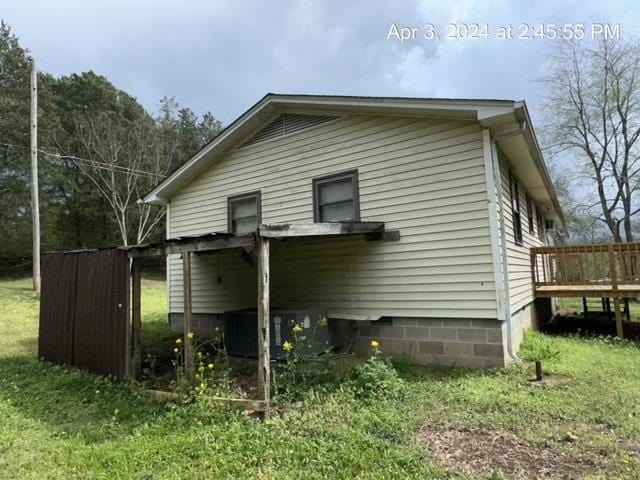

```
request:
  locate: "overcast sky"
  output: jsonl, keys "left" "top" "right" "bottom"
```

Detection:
{"left": 2, "top": 1, "right": 637, "bottom": 126}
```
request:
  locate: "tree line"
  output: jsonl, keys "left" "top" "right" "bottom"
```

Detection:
{"left": 542, "top": 36, "right": 640, "bottom": 243}
{"left": 0, "top": 21, "right": 221, "bottom": 266}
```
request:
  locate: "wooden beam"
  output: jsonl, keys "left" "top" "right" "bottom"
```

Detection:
{"left": 182, "top": 252, "right": 195, "bottom": 384}
{"left": 259, "top": 222, "right": 385, "bottom": 239}
{"left": 257, "top": 236, "right": 271, "bottom": 420}
{"left": 614, "top": 297, "right": 624, "bottom": 338}
{"left": 131, "top": 258, "right": 142, "bottom": 379}
{"left": 365, "top": 230, "right": 400, "bottom": 242}
{"left": 532, "top": 241, "right": 640, "bottom": 256}
{"left": 127, "top": 235, "right": 255, "bottom": 258}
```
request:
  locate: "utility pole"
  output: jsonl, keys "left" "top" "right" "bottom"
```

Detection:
{"left": 30, "top": 58, "right": 40, "bottom": 295}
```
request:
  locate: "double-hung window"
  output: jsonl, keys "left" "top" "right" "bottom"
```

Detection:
{"left": 227, "top": 191, "right": 261, "bottom": 234}
{"left": 312, "top": 170, "right": 360, "bottom": 222}
{"left": 536, "top": 207, "right": 545, "bottom": 242}
{"left": 509, "top": 173, "right": 523, "bottom": 246}
{"left": 526, "top": 193, "right": 534, "bottom": 235}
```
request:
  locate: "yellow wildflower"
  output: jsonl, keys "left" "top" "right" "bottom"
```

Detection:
{"left": 370, "top": 340, "right": 380, "bottom": 349}
{"left": 199, "top": 383, "right": 206, "bottom": 390}
{"left": 187, "top": 332, "right": 195, "bottom": 339}
{"left": 283, "top": 340, "right": 294, "bottom": 352}
{"left": 175, "top": 338, "right": 182, "bottom": 344}
{"left": 173, "top": 348, "right": 179, "bottom": 353}
{"left": 208, "top": 363, "right": 214, "bottom": 369}
{"left": 292, "top": 324, "right": 303, "bottom": 334}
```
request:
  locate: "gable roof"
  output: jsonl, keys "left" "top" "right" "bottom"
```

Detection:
{"left": 142, "top": 93, "right": 562, "bottom": 221}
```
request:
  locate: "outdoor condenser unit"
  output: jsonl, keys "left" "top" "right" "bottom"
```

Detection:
{"left": 223, "top": 308, "right": 339, "bottom": 358}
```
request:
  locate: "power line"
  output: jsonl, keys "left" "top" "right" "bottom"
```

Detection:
{"left": 0, "top": 141, "right": 166, "bottom": 178}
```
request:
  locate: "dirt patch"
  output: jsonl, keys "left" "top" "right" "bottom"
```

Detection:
{"left": 527, "top": 375, "right": 573, "bottom": 389}
{"left": 416, "top": 426, "right": 603, "bottom": 479}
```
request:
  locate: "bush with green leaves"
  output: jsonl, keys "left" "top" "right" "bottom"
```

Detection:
{"left": 352, "top": 341, "right": 403, "bottom": 400}
{"left": 519, "top": 330, "right": 561, "bottom": 363}
{"left": 519, "top": 330, "right": 561, "bottom": 380}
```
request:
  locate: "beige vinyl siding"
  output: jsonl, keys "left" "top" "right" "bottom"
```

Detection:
{"left": 168, "top": 114, "right": 498, "bottom": 319}
{"left": 498, "top": 149, "right": 546, "bottom": 313}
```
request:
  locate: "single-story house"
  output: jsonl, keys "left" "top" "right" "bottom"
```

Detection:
{"left": 143, "top": 94, "right": 563, "bottom": 368}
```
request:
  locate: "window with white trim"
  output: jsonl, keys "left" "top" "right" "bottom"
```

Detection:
{"left": 509, "top": 173, "right": 523, "bottom": 246}
{"left": 228, "top": 191, "right": 261, "bottom": 234}
{"left": 312, "top": 170, "right": 360, "bottom": 222}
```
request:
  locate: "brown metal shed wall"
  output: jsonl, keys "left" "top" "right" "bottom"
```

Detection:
{"left": 38, "top": 253, "right": 78, "bottom": 365}
{"left": 38, "top": 249, "right": 129, "bottom": 379}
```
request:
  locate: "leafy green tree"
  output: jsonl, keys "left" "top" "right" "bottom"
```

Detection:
{"left": 0, "top": 20, "right": 223, "bottom": 260}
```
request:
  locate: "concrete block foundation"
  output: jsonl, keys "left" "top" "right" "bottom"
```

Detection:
{"left": 350, "top": 316, "right": 507, "bottom": 368}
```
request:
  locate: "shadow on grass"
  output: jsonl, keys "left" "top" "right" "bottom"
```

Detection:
{"left": 543, "top": 313, "right": 640, "bottom": 341}
{"left": 0, "top": 355, "right": 170, "bottom": 444}
{"left": 142, "top": 317, "right": 174, "bottom": 344}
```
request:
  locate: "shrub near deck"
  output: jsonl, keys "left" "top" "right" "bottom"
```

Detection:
{"left": 1, "top": 277, "right": 640, "bottom": 479}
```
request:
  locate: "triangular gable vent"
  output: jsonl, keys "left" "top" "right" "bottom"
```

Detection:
{"left": 240, "top": 113, "right": 338, "bottom": 148}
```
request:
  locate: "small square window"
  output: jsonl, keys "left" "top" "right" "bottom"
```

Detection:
{"left": 313, "top": 170, "right": 360, "bottom": 222}
{"left": 228, "top": 191, "right": 261, "bottom": 234}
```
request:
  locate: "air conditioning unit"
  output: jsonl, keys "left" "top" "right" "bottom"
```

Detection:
{"left": 223, "top": 308, "right": 339, "bottom": 358}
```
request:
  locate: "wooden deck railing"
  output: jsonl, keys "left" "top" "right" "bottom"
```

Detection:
{"left": 530, "top": 242, "right": 640, "bottom": 292}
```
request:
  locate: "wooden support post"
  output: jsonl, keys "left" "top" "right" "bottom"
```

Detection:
{"left": 131, "top": 258, "right": 142, "bottom": 378}
{"left": 608, "top": 244, "right": 618, "bottom": 290}
{"left": 530, "top": 250, "right": 537, "bottom": 296}
{"left": 614, "top": 297, "right": 624, "bottom": 338}
{"left": 582, "top": 297, "right": 588, "bottom": 321}
{"left": 624, "top": 298, "right": 631, "bottom": 323}
{"left": 609, "top": 245, "right": 623, "bottom": 338}
{"left": 182, "top": 252, "right": 195, "bottom": 384}
{"left": 257, "top": 236, "right": 271, "bottom": 420}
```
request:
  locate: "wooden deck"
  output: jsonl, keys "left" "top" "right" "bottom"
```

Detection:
{"left": 530, "top": 242, "right": 640, "bottom": 337}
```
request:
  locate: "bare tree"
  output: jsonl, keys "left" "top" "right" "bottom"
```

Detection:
{"left": 541, "top": 37, "right": 640, "bottom": 242}
{"left": 72, "top": 112, "right": 170, "bottom": 245}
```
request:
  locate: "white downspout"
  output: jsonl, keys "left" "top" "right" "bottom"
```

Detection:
{"left": 482, "top": 129, "right": 518, "bottom": 362}
{"left": 491, "top": 140, "right": 518, "bottom": 362}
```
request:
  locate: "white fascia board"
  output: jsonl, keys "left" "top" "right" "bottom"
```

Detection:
{"left": 271, "top": 95, "right": 516, "bottom": 120}
{"left": 513, "top": 102, "right": 564, "bottom": 223}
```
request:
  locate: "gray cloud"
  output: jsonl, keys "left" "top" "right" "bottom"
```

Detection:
{"left": 2, "top": 0, "right": 637, "bottom": 124}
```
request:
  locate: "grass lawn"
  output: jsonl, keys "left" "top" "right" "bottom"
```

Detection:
{"left": 1, "top": 277, "right": 640, "bottom": 479}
